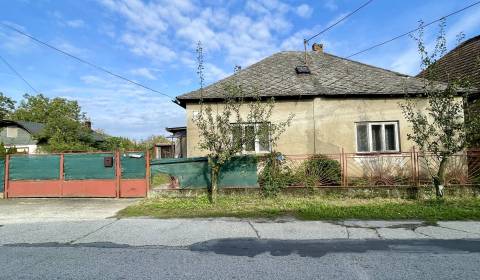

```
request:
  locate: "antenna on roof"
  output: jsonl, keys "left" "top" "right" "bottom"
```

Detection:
{"left": 303, "top": 38, "right": 308, "bottom": 65}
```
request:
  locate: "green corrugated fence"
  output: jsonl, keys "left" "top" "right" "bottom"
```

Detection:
{"left": 9, "top": 155, "right": 60, "bottom": 181}
{"left": 150, "top": 156, "right": 258, "bottom": 188}
{"left": 0, "top": 159, "right": 4, "bottom": 192}
{"left": 64, "top": 153, "right": 115, "bottom": 180}
{"left": 121, "top": 152, "right": 146, "bottom": 179}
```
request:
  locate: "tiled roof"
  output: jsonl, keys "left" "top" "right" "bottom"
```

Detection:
{"left": 416, "top": 35, "right": 480, "bottom": 87}
{"left": 177, "top": 51, "right": 441, "bottom": 105}
{"left": 0, "top": 120, "right": 105, "bottom": 142}
{"left": 1, "top": 120, "right": 45, "bottom": 135}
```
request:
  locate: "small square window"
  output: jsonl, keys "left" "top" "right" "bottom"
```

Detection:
{"left": 231, "top": 122, "right": 271, "bottom": 154}
{"left": 355, "top": 122, "right": 399, "bottom": 153}
{"left": 6, "top": 127, "right": 18, "bottom": 138}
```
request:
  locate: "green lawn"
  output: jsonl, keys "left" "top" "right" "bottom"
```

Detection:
{"left": 118, "top": 194, "right": 480, "bottom": 221}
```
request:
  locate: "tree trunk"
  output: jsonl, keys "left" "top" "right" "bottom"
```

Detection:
{"left": 208, "top": 165, "right": 220, "bottom": 203}
{"left": 433, "top": 157, "right": 448, "bottom": 198}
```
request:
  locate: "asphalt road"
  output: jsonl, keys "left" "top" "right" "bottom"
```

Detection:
{"left": 1, "top": 239, "right": 479, "bottom": 280}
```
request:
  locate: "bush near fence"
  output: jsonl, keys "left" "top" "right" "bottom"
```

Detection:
{"left": 151, "top": 150, "right": 480, "bottom": 190}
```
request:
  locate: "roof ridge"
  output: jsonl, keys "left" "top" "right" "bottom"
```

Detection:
{"left": 177, "top": 52, "right": 289, "bottom": 99}
{"left": 321, "top": 52, "right": 411, "bottom": 77}
{"left": 175, "top": 50, "right": 438, "bottom": 106}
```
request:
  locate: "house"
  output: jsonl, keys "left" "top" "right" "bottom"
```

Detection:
{"left": 154, "top": 143, "right": 174, "bottom": 159}
{"left": 416, "top": 34, "right": 480, "bottom": 147}
{"left": 154, "top": 127, "right": 187, "bottom": 159}
{"left": 0, "top": 120, "right": 46, "bottom": 154}
{"left": 0, "top": 120, "right": 105, "bottom": 154}
{"left": 176, "top": 44, "right": 469, "bottom": 157}
{"left": 416, "top": 34, "right": 480, "bottom": 87}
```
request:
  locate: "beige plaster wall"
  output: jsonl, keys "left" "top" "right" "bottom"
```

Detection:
{"left": 185, "top": 96, "right": 458, "bottom": 157}
{"left": 186, "top": 99, "right": 314, "bottom": 157}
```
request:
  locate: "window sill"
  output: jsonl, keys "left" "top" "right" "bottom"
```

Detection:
{"left": 241, "top": 151, "right": 271, "bottom": 155}
{"left": 355, "top": 151, "right": 401, "bottom": 156}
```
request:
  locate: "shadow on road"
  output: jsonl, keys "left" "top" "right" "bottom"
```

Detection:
{"left": 190, "top": 238, "right": 480, "bottom": 258}
{"left": 5, "top": 238, "right": 480, "bottom": 259}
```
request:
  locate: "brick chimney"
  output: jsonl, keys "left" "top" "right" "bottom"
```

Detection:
{"left": 84, "top": 120, "right": 92, "bottom": 130}
{"left": 312, "top": 43, "right": 323, "bottom": 52}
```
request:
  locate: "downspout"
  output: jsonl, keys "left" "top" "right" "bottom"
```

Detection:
{"left": 312, "top": 99, "right": 316, "bottom": 154}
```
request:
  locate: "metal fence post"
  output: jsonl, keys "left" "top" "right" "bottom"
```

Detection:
{"left": 413, "top": 146, "right": 420, "bottom": 186}
{"left": 410, "top": 148, "right": 415, "bottom": 186}
{"left": 115, "top": 150, "right": 121, "bottom": 198}
{"left": 4, "top": 155, "right": 9, "bottom": 199}
{"left": 145, "top": 150, "right": 150, "bottom": 197}
{"left": 341, "top": 148, "right": 346, "bottom": 187}
{"left": 59, "top": 153, "right": 64, "bottom": 196}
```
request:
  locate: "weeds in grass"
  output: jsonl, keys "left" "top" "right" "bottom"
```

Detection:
{"left": 118, "top": 194, "right": 480, "bottom": 221}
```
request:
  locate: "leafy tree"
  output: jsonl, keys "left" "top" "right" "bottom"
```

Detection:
{"left": 400, "top": 21, "right": 476, "bottom": 197}
{"left": 193, "top": 42, "right": 293, "bottom": 202}
{"left": 10, "top": 94, "right": 94, "bottom": 152}
{"left": 0, "top": 92, "right": 15, "bottom": 120}
{"left": 0, "top": 142, "right": 6, "bottom": 159}
{"left": 98, "top": 135, "right": 140, "bottom": 151}
{"left": 138, "top": 134, "right": 170, "bottom": 155}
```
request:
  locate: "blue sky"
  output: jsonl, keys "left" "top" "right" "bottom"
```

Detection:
{"left": 0, "top": 0, "right": 479, "bottom": 139}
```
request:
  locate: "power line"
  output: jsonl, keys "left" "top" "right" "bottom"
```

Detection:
{"left": 0, "top": 53, "right": 39, "bottom": 93}
{"left": 346, "top": 0, "right": 480, "bottom": 58}
{"left": 323, "top": 0, "right": 480, "bottom": 89}
{"left": 305, "top": 0, "right": 374, "bottom": 43}
{"left": 0, "top": 23, "right": 174, "bottom": 100}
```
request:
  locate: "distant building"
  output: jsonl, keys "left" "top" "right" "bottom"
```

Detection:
{"left": 0, "top": 120, "right": 46, "bottom": 154}
{"left": 0, "top": 120, "right": 105, "bottom": 154}
{"left": 417, "top": 35, "right": 480, "bottom": 147}
{"left": 154, "top": 127, "right": 187, "bottom": 159}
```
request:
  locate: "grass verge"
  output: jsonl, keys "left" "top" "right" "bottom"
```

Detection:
{"left": 118, "top": 194, "right": 480, "bottom": 221}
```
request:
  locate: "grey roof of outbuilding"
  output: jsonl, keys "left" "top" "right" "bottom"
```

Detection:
{"left": 0, "top": 120, "right": 45, "bottom": 135}
{"left": 0, "top": 120, "right": 105, "bottom": 142}
{"left": 176, "top": 51, "right": 445, "bottom": 105}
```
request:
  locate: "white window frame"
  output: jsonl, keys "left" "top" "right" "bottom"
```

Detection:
{"left": 355, "top": 121, "right": 400, "bottom": 153}
{"left": 232, "top": 122, "right": 271, "bottom": 154}
{"left": 6, "top": 127, "right": 18, "bottom": 138}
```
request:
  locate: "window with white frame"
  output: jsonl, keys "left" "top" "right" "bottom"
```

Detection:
{"left": 355, "top": 121, "right": 400, "bottom": 153}
{"left": 6, "top": 127, "right": 18, "bottom": 138}
{"left": 232, "top": 122, "right": 270, "bottom": 153}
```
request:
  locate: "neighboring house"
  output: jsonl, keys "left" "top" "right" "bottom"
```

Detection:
{"left": 416, "top": 34, "right": 480, "bottom": 87}
{"left": 416, "top": 35, "right": 480, "bottom": 147}
{"left": 154, "top": 143, "right": 174, "bottom": 159}
{"left": 154, "top": 127, "right": 187, "bottom": 159}
{"left": 0, "top": 120, "right": 46, "bottom": 154}
{"left": 176, "top": 45, "right": 469, "bottom": 157}
{"left": 0, "top": 120, "right": 105, "bottom": 154}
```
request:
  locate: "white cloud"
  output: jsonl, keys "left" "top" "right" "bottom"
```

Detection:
{"left": 0, "top": 21, "right": 33, "bottom": 53}
{"left": 130, "top": 68, "right": 157, "bottom": 80}
{"left": 204, "top": 63, "right": 229, "bottom": 82}
{"left": 121, "top": 33, "right": 176, "bottom": 62}
{"left": 324, "top": 0, "right": 338, "bottom": 11}
{"left": 66, "top": 19, "right": 85, "bottom": 28}
{"left": 389, "top": 6, "right": 480, "bottom": 75}
{"left": 53, "top": 74, "right": 184, "bottom": 139}
{"left": 99, "top": 0, "right": 302, "bottom": 77}
{"left": 54, "top": 40, "right": 89, "bottom": 57}
{"left": 296, "top": 4, "right": 313, "bottom": 18}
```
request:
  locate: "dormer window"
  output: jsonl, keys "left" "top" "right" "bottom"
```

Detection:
{"left": 295, "top": 65, "right": 311, "bottom": 74}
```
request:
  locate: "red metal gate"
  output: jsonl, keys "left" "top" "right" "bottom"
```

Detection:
{"left": 3, "top": 151, "right": 149, "bottom": 198}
